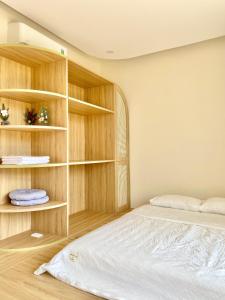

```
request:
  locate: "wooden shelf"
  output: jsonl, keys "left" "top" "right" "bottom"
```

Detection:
{"left": 0, "top": 89, "right": 66, "bottom": 103}
{"left": 0, "top": 163, "right": 67, "bottom": 169}
{"left": 0, "top": 44, "right": 66, "bottom": 67}
{"left": 0, "top": 125, "right": 67, "bottom": 132}
{"left": 69, "top": 160, "right": 115, "bottom": 166}
{"left": 69, "top": 97, "right": 114, "bottom": 115}
{"left": 0, "top": 230, "right": 66, "bottom": 252}
{"left": 0, "top": 201, "right": 67, "bottom": 213}
{"left": 68, "top": 60, "right": 111, "bottom": 88}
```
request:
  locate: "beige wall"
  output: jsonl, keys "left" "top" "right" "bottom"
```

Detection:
{"left": 102, "top": 37, "right": 225, "bottom": 207}
{"left": 1, "top": 3, "right": 225, "bottom": 207}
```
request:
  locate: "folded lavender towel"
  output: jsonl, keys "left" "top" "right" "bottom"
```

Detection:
{"left": 9, "top": 189, "right": 47, "bottom": 201}
{"left": 11, "top": 196, "right": 49, "bottom": 206}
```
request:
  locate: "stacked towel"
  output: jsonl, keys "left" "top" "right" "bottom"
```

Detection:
{"left": 9, "top": 189, "right": 49, "bottom": 206}
{"left": 1, "top": 156, "right": 50, "bottom": 165}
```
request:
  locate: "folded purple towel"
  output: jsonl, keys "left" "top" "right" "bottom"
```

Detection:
{"left": 11, "top": 196, "right": 49, "bottom": 206}
{"left": 9, "top": 189, "right": 47, "bottom": 201}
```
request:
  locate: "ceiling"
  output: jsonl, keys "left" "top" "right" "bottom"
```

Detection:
{"left": 2, "top": 0, "right": 225, "bottom": 60}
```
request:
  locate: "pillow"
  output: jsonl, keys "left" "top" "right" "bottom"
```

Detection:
{"left": 149, "top": 194, "right": 202, "bottom": 212}
{"left": 201, "top": 197, "right": 225, "bottom": 215}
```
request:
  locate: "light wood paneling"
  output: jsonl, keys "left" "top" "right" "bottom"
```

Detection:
{"left": 0, "top": 57, "right": 31, "bottom": 89}
{"left": 86, "top": 163, "right": 115, "bottom": 212}
{"left": 69, "top": 113, "right": 86, "bottom": 161}
{"left": 86, "top": 114, "right": 115, "bottom": 160}
{"left": 32, "top": 60, "right": 67, "bottom": 94}
{"left": 0, "top": 169, "right": 31, "bottom": 205}
{"left": 0, "top": 44, "right": 65, "bottom": 67}
{"left": 86, "top": 85, "right": 115, "bottom": 110}
{"left": 0, "top": 98, "right": 31, "bottom": 125}
{"left": 31, "top": 167, "right": 67, "bottom": 204}
{"left": 32, "top": 97, "right": 67, "bottom": 127}
{"left": 69, "top": 166, "right": 86, "bottom": 215}
{"left": 69, "top": 83, "right": 85, "bottom": 100}
{"left": 0, "top": 230, "right": 66, "bottom": 251}
{"left": 31, "top": 132, "right": 67, "bottom": 162}
{"left": 0, "top": 213, "right": 31, "bottom": 240}
{"left": 32, "top": 206, "right": 68, "bottom": 236}
{"left": 68, "top": 60, "right": 111, "bottom": 88}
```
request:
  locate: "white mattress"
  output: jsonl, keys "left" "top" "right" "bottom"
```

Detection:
{"left": 35, "top": 205, "right": 225, "bottom": 300}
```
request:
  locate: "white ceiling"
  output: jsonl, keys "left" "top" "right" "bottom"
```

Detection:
{"left": 2, "top": 0, "right": 225, "bottom": 60}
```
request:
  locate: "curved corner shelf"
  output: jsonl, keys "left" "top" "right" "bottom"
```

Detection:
{"left": 0, "top": 231, "right": 67, "bottom": 252}
{"left": 0, "top": 44, "right": 66, "bottom": 67}
{"left": 0, "top": 162, "right": 67, "bottom": 169}
{"left": 0, "top": 125, "right": 67, "bottom": 132}
{"left": 0, "top": 89, "right": 66, "bottom": 103}
{"left": 0, "top": 201, "right": 67, "bottom": 213}
{"left": 69, "top": 97, "right": 114, "bottom": 115}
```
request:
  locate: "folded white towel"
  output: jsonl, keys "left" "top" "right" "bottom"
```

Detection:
{"left": 9, "top": 189, "right": 47, "bottom": 200}
{"left": 1, "top": 156, "right": 50, "bottom": 165}
{"left": 11, "top": 196, "right": 49, "bottom": 206}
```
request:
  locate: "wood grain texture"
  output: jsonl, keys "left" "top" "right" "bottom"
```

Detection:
{"left": 69, "top": 113, "right": 86, "bottom": 161}
{"left": 68, "top": 60, "right": 111, "bottom": 88}
{"left": 0, "top": 201, "right": 67, "bottom": 213}
{"left": 0, "top": 163, "right": 67, "bottom": 169}
{"left": 0, "top": 125, "right": 67, "bottom": 132}
{"left": 32, "top": 206, "right": 68, "bottom": 236}
{"left": 69, "top": 83, "right": 85, "bottom": 100}
{"left": 32, "top": 60, "right": 67, "bottom": 94}
{"left": 85, "top": 84, "right": 115, "bottom": 110}
{"left": 0, "top": 57, "right": 31, "bottom": 89}
{"left": 31, "top": 131, "right": 67, "bottom": 162}
{"left": 86, "top": 163, "right": 115, "bottom": 212}
{"left": 0, "top": 44, "right": 65, "bottom": 67}
{"left": 0, "top": 89, "right": 66, "bottom": 103}
{"left": 0, "top": 212, "right": 31, "bottom": 240}
{"left": 69, "top": 97, "right": 114, "bottom": 115}
{"left": 86, "top": 114, "right": 115, "bottom": 160}
{"left": 69, "top": 166, "right": 86, "bottom": 215}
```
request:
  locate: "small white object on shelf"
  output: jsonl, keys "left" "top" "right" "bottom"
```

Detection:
{"left": 1, "top": 156, "right": 50, "bottom": 165}
{"left": 31, "top": 232, "right": 44, "bottom": 238}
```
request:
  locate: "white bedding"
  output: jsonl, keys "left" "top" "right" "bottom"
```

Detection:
{"left": 35, "top": 205, "right": 225, "bottom": 300}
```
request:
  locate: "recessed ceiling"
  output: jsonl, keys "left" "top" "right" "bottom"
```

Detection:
{"left": 2, "top": 0, "right": 225, "bottom": 59}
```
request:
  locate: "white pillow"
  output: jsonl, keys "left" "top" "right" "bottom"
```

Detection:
{"left": 149, "top": 194, "right": 202, "bottom": 212}
{"left": 201, "top": 197, "right": 225, "bottom": 215}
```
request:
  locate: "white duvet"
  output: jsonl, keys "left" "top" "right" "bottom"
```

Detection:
{"left": 35, "top": 205, "right": 225, "bottom": 300}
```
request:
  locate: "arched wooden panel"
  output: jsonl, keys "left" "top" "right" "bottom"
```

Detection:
{"left": 115, "top": 86, "right": 130, "bottom": 211}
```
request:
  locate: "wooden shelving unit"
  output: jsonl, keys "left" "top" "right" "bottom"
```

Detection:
{"left": 0, "top": 44, "right": 130, "bottom": 252}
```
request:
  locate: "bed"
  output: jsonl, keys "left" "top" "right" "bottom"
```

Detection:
{"left": 35, "top": 204, "right": 225, "bottom": 300}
